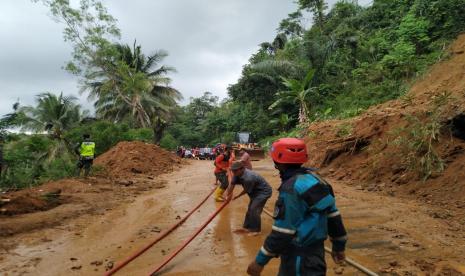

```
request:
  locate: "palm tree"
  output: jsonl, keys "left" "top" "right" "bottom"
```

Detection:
{"left": 0, "top": 102, "right": 20, "bottom": 141}
{"left": 269, "top": 69, "right": 317, "bottom": 125}
{"left": 15, "top": 92, "right": 87, "bottom": 159}
{"left": 85, "top": 41, "right": 182, "bottom": 144}
{"left": 17, "top": 92, "right": 84, "bottom": 138}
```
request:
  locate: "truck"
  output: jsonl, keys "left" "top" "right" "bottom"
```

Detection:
{"left": 232, "top": 132, "right": 265, "bottom": 160}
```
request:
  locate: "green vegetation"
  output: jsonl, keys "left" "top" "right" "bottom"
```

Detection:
{"left": 0, "top": 121, "right": 153, "bottom": 190}
{"left": 391, "top": 92, "right": 452, "bottom": 180}
{"left": 168, "top": 0, "right": 465, "bottom": 146}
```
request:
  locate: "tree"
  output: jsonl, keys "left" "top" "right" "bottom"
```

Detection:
{"left": 396, "top": 12, "right": 430, "bottom": 54}
{"left": 14, "top": 92, "right": 87, "bottom": 159}
{"left": 33, "top": 0, "right": 121, "bottom": 77}
{"left": 278, "top": 11, "right": 304, "bottom": 38}
{"left": 0, "top": 102, "right": 20, "bottom": 142}
{"left": 270, "top": 114, "right": 293, "bottom": 133}
{"left": 86, "top": 42, "right": 182, "bottom": 144}
{"left": 298, "top": 0, "right": 328, "bottom": 30}
{"left": 186, "top": 92, "right": 219, "bottom": 125}
{"left": 16, "top": 93, "right": 84, "bottom": 138}
{"left": 35, "top": 1, "right": 182, "bottom": 144}
{"left": 269, "top": 69, "right": 317, "bottom": 125}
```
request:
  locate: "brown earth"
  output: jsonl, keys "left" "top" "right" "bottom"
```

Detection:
{"left": 0, "top": 141, "right": 182, "bottom": 237}
{"left": 1, "top": 160, "right": 464, "bottom": 275}
{"left": 94, "top": 141, "right": 183, "bottom": 179}
{"left": 305, "top": 34, "right": 465, "bottom": 228}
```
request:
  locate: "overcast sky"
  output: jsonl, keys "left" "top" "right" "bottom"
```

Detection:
{"left": 0, "top": 0, "right": 370, "bottom": 116}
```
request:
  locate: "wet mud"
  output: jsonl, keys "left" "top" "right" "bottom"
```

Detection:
{"left": 1, "top": 160, "right": 464, "bottom": 275}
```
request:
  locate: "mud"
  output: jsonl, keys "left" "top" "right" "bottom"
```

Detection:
{"left": 95, "top": 141, "right": 183, "bottom": 179}
{"left": 305, "top": 34, "right": 465, "bottom": 231}
{"left": 1, "top": 160, "right": 464, "bottom": 275}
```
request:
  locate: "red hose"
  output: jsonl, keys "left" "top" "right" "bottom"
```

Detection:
{"left": 105, "top": 187, "right": 216, "bottom": 276}
{"left": 148, "top": 199, "right": 231, "bottom": 275}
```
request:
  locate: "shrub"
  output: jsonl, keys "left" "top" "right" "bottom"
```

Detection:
{"left": 391, "top": 92, "right": 452, "bottom": 180}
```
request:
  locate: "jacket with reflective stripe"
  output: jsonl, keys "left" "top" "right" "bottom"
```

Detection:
{"left": 80, "top": 141, "right": 95, "bottom": 157}
{"left": 256, "top": 167, "right": 347, "bottom": 266}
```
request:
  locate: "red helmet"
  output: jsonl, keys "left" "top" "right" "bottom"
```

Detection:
{"left": 270, "top": 138, "right": 308, "bottom": 164}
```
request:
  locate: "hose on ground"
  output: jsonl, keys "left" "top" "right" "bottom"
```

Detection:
{"left": 148, "top": 199, "right": 231, "bottom": 275}
{"left": 108, "top": 187, "right": 378, "bottom": 276}
{"left": 105, "top": 187, "right": 216, "bottom": 276}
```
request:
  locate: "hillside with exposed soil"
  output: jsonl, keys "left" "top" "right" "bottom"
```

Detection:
{"left": 305, "top": 34, "right": 465, "bottom": 224}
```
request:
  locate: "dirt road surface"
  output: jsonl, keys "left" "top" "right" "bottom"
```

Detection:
{"left": 1, "top": 160, "right": 464, "bottom": 275}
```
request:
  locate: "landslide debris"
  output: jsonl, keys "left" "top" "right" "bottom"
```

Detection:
{"left": 305, "top": 34, "right": 465, "bottom": 218}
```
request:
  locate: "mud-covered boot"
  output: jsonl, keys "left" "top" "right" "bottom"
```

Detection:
{"left": 214, "top": 187, "right": 225, "bottom": 202}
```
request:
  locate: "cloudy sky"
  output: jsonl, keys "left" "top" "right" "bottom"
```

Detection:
{"left": 0, "top": 0, "right": 369, "bottom": 116}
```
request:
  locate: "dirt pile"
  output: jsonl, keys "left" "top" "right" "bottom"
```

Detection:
{"left": 0, "top": 141, "right": 182, "bottom": 235}
{"left": 0, "top": 179, "right": 93, "bottom": 218}
{"left": 0, "top": 194, "right": 59, "bottom": 216}
{"left": 95, "top": 141, "right": 182, "bottom": 179}
{"left": 305, "top": 34, "right": 465, "bottom": 217}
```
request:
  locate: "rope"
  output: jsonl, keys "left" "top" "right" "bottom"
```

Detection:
{"left": 105, "top": 187, "right": 216, "bottom": 276}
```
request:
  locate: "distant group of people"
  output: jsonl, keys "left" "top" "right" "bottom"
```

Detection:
{"left": 176, "top": 146, "right": 217, "bottom": 160}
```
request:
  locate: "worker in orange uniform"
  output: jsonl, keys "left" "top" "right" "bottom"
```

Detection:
{"left": 213, "top": 146, "right": 233, "bottom": 201}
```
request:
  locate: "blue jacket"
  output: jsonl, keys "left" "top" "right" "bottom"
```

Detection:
{"left": 256, "top": 167, "right": 347, "bottom": 266}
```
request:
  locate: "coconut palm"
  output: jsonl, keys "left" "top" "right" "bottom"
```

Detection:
{"left": 85, "top": 41, "right": 182, "bottom": 144}
{"left": 14, "top": 92, "right": 87, "bottom": 159}
{"left": 17, "top": 92, "right": 84, "bottom": 138}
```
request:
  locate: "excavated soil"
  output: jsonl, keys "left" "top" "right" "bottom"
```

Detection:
{"left": 0, "top": 193, "right": 61, "bottom": 216}
{"left": 0, "top": 141, "right": 182, "bottom": 237}
{"left": 95, "top": 141, "right": 182, "bottom": 179}
{"left": 305, "top": 34, "right": 465, "bottom": 227}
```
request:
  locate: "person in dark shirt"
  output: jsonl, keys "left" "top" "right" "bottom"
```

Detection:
{"left": 225, "top": 161, "right": 272, "bottom": 235}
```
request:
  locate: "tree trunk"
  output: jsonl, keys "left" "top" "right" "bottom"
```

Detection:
{"left": 152, "top": 117, "right": 166, "bottom": 145}
{"left": 299, "top": 106, "right": 307, "bottom": 125}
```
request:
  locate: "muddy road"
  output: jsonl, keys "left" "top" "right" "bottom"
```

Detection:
{"left": 1, "top": 160, "right": 464, "bottom": 275}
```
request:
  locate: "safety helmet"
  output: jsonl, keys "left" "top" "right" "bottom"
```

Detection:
{"left": 270, "top": 138, "right": 308, "bottom": 164}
